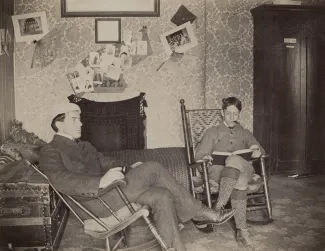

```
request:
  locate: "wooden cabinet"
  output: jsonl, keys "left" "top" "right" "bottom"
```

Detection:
{"left": 0, "top": 0, "right": 15, "bottom": 144}
{"left": 251, "top": 5, "right": 325, "bottom": 174}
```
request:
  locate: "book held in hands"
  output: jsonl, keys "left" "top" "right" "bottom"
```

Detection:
{"left": 211, "top": 149, "right": 253, "bottom": 165}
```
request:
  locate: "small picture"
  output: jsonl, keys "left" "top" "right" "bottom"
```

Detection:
{"left": 12, "top": 11, "right": 49, "bottom": 43}
{"left": 104, "top": 44, "right": 116, "bottom": 56}
{"left": 160, "top": 21, "right": 198, "bottom": 56}
{"left": 120, "top": 53, "right": 133, "bottom": 71}
{"left": 67, "top": 70, "right": 86, "bottom": 94}
{"left": 89, "top": 52, "right": 101, "bottom": 68}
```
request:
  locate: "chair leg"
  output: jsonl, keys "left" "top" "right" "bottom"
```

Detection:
{"left": 142, "top": 216, "right": 171, "bottom": 250}
{"left": 260, "top": 157, "right": 273, "bottom": 221}
{"left": 115, "top": 186, "right": 173, "bottom": 250}
{"left": 105, "top": 238, "right": 111, "bottom": 251}
{"left": 201, "top": 162, "right": 212, "bottom": 208}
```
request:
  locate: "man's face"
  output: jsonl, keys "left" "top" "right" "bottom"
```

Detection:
{"left": 57, "top": 110, "right": 82, "bottom": 139}
{"left": 223, "top": 105, "right": 240, "bottom": 127}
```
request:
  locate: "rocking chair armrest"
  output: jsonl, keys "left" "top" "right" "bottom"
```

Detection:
{"left": 195, "top": 159, "right": 210, "bottom": 164}
{"left": 98, "top": 179, "right": 127, "bottom": 197}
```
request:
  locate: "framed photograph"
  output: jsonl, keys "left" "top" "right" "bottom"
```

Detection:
{"left": 95, "top": 18, "right": 121, "bottom": 44}
{"left": 160, "top": 21, "right": 198, "bottom": 56}
{"left": 61, "top": 0, "right": 160, "bottom": 17}
{"left": 11, "top": 11, "right": 49, "bottom": 43}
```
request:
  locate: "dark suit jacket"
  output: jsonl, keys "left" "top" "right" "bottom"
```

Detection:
{"left": 39, "top": 135, "right": 125, "bottom": 201}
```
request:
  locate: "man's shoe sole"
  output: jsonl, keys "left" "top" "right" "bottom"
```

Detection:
{"left": 192, "top": 210, "right": 235, "bottom": 226}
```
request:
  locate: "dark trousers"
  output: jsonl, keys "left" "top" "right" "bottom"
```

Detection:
{"left": 84, "top": 161, "right": 202, "bottom": 250}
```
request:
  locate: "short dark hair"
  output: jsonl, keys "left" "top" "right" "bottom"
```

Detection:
{"left": 221, "top": 97, "right": 242, "bottom": 111}
{"left": 51, "top": 113, "right": 66, "bottom": 132}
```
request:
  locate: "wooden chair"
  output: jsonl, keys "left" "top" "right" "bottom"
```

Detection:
{"left": 20, "top": 149, "right": 174, "bottom": 251}
{"left": 180, "top": 99, "right": 273, "bottom": 225}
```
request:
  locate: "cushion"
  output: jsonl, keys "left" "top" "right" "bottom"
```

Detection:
{"left": 0, "top": 154, "right": 16, "bottom": 172}
{"left": 0, "top": 142, "right": 40, "bottom": 160}
{"left": 4, "top": 120, "right": 46, "bottom": 146}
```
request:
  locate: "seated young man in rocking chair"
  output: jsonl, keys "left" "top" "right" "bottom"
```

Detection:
{"left": 39, "top": 102, "right": 236, "bottom": 251}
{"left": 195, "top": 97, "right": 265, "bottom": 247}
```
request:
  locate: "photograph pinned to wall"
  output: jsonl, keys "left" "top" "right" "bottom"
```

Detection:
{"left": 11, "top": 11, "right": 49, "bottom": 43}
{"left": 89, "top": 51, "right": 101, "bottom": 68}
{"left": 94, "top": 74, "right": 127, "bottom": 93}
{"left": 160, "top": 21, "right": 198, "bottom": 56}
{"left": 67, "top": 69, "right": 86, "bottom": 94}
{"left": 95, "top": 18, "right": 121, "bottom": 44}
{"left": 105, "top": 44, "right": 116, "bottom": 56}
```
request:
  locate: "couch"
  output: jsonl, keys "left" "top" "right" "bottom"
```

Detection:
{"left": 0, "top": 120, "right": 190, "bottom": 190}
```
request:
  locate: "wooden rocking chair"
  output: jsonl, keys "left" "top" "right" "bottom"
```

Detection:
{"left": 180, "top": 99, "right": 273, "bottom": 226}
{"left": 20, "top": 148, "right": 174, "bottom": 251}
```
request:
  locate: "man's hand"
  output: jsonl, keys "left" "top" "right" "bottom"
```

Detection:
{"left": 202, "top": 155, "right": 213, "bottom": 161}
{"left": 99, "top": 168, "right": 125, "bottom": 188}
{"left": 250, "top": 145, "right": 262, "bottom": 158}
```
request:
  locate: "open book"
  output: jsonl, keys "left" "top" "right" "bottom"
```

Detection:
{"left": 211, "top": 149, "right": 253, "bottom": 165}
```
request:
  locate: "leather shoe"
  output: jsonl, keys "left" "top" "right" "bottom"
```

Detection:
{"left": 236, "top": 228, "right": 252, "bottom": 246}
{"left": 192, "top": 206, "right": 235, "bottom": 225}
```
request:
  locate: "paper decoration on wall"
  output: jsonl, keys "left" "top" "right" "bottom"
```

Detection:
{"left": 157, "top": 53, "right": 198, "bottom": 79}
{"left": 126, "top": 26, "right": 153, "bottom": 66}
{"left": 67, "top": 26, "right": 152, "bottom": 94}
{"left": 31, "top": 24, "right": 65, "bottom": 68}
{"left": 171, "top": 5, "right": 197, "bottom": 26}
{"left": 0, "top": 29, "right": 8, "bottom": 56}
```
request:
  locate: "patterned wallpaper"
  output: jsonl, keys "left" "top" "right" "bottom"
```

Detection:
{"left": 14, "top": 0, "right": 324, "bottom": 148}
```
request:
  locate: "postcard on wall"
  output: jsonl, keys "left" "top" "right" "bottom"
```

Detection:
{"left": 67, "top": 70, "right": 86, "bottom": 94}
{"left": 89, "top": 51, "right": 101, "bottom": 68}
{"left": 106, "top": 65, "right": 122, "bottom": 81}
{"left": 122, "top": 30, "right": 133, "bottom": 46}
{"left": 136, "top": 40, "right": 147, "bottom": 55}
{"left": 160, "top": 21, "right": 198, "bottom": 56}
{"left": 104, "top": 44, "right": 116, "bottom": 56}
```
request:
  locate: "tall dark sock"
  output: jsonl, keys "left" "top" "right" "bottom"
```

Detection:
{"left": 215, "top": 166, "right": 240, "bottom": 209}
{"left": 231, "top": 189, "right": 247, "bottom": 229}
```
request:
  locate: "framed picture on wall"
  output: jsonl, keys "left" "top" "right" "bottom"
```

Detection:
{"left": 160, "top": 21, "right": 198, "bottom": 56}
{"left": 11, "top": 11, "right": 49, "bottom": 43}
{"left": 95, "top": 18, "right": 121, "bottom": 44}
{"left": 61, "top": 0, "right": 160, "bottom": 17}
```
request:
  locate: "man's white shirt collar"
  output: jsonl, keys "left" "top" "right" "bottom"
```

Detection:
{"left": 56, "top": 132, "right": 75, "bottom": 141}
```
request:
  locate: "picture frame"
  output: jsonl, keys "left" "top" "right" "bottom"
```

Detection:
{"left": 11, "top": 11, "right": 49, "bottom": 43}
{"left": 160, "top": 21, "right": 198, "bottom": 56}
{"left": 95, "top": 18, "right": 121, "bottom": 44}
{"left": 61, "top": 0, "right": 160, "bottom": 17}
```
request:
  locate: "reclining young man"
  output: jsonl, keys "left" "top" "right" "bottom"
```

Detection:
{"left": 39, "top": 102, "right": 235, "bottom": 251}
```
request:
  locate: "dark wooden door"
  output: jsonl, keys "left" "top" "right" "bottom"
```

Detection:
{"left": 276, "top": 14, "right": 305, "bottom": 173}
{"left": 252, "top": 5, "right": 325, "bottom": 174}
{"left": 0, "top": 0, "right": 15, "bottom": 144}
